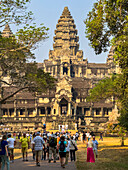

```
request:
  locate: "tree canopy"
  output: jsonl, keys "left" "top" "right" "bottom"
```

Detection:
{"left": 85, "top": 0, "right": 128, "bottom": 128}
{"left": 0, "top": 0, "right": 55, "bottom": 105}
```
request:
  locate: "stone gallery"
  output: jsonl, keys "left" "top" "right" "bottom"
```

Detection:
{"left": 0, "top": 7, "right": 119, "bottom": 131}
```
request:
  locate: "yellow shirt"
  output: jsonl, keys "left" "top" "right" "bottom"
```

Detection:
{"left": 57, "top": 137, "right": 60, "bottom": 144}
{"left": 20, "top": 137, "right": 29, "bottom": 148}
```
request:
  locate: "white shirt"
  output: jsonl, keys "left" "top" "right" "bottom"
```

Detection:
{"left": 33, "top": 136, "right": 44, "bottom": 151}
{"left": 7, "top": 138, "right": 15, "bottom": 148}
{"left": 66, "top": 140, "right": 70, "bottom": 152}
{"left": 86, "top": 133, "right": 90, "bottom": 138}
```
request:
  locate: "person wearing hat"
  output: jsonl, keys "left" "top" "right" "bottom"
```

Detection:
{"left": 33, "top": 132, "right": 44, "bottom": 166}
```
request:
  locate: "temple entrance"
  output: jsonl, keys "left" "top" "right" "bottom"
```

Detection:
{"left": 59, "top": 98, "right": 68, "bottom": 115}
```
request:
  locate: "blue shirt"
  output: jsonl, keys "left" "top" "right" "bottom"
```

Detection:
{"left": 92, "top": 140, "right": 98, "bottom": 150}
{"left": 0, "top": 140, "right": 8, "bottom": 155}
{"left": 59, "top": 141, "right": 67, "bottom": 152}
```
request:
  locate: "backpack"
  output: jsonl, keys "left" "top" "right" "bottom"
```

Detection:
{"left": 49, "top": 138, "right": 56, "bottom": 147}
{"left": 59, "top": 141, "right": 65, "bottom": 152}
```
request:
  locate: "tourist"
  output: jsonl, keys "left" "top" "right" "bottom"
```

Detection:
{"left": 82, "top": 132, "right": 86, "bottom": 143}
{"left": 30, "top": 132, "right": 33, "bottom": 142}
{"left": 42, "top": 136, "right": 47, "bottom": 160}
{"left": 69, "top": 136, "right": 78, "bottom": 161}
{"left": 19, "top": 133, "right": 29, "bottom": 161}
{"left": 86, "top": 138, "right": 95, "bottom": 163}
{"left": 0, "top": 135, "right": 10, "bottom": 170}
{"left": 48, "top": 134, "right": 57, "bottom": 163}
{"left": 7, "top": 133, "right": 16, "bottom": 163}
{"left": 33, "top": 132, "right": 44, "bottom": 166}
{"left": 31, "top": 133, "right": 36, "bottom": 160}
{"left": 92, "top": 136, "right": 98, "bottom": 160}
{"left": 75, "top": 132, "right": 79, "bottom": 141}
{"left": 13, "top": 132, "right": 16, "bottom": 140}
{"left": 86, "top": 131, "right": 90, "bottom": 141}
{"left": 58, "top": 136, "right": 67, "bottom": 168}
{"left": 65, "top": 137, "right": 70, "bottom": 165}
{"left": 99, "top": 132, "right": 103, "bottom": 141}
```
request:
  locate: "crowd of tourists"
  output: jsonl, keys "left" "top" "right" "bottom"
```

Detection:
{"left": 0, "top": 131, "right": 78, "bottom": 169}
{"left": 0, "top": 130, "right": 101, "bottom": 169}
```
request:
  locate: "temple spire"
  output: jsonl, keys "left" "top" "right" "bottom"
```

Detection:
{"left": 2, "top": 24, "right": 13, "bottom": 37}
{"left": 49, "top": 6, "right": 82, "bottom": 60}
{"left": 62, "top": 6, "right": 71, "bottom": 17}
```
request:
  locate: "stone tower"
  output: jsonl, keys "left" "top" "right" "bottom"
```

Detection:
{"left": 2, "top": 24, "right": 13, "bottom": 37}
{"left": 49, "top": 6, "right": 82, "bottom": 60}
{"left": 44, "top": 7, "right": 85, "bottom": 78}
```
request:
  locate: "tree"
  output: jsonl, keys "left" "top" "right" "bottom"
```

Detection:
{"left": 0, "top": 1, "right": 56, "bottom": 113}
{"left": 87, "top": 74, "right": 118, "bottom": 102}
{"left": 107, "top": 123, "right": 127, "bottom": 146}
{"left": 85, "top": 0, "right": 128, "bottom": 128}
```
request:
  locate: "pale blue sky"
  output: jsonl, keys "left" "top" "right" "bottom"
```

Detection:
{"left": 12, "top": 0, "right": 109, "bottom": 63}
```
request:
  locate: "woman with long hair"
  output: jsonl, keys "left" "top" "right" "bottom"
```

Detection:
{"left": 86, "top": 138, "right": 95, "bottom": 163}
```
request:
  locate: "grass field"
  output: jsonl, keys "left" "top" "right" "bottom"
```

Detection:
{"left": 76, "top": 137, "right": 128, "bottom": 170}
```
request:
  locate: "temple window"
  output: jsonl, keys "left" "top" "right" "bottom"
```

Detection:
{"left": 20, "top": 109, "right": 25, "bottom": 115}
{"left": 47, "top": 107, "right": 51, "bottom": 115}
{"left": 63, "top": 66, "right": 68, "bottom": 75}
{"left": 41, "top": 107, "right": 45, "bottom": 114}
{"left": 54, "top": 109, "right": 56, "bottom": 114}
{"left": 3, "top": 109, "right": 7, "bottom": 115}
{"left": 9, "top": 109, "right": 14, "bottom": 116}
{"left": 28, "top": 108, "right": 33, "bottom": 116}
{"left": 96, "top": 109, "right": 101, "bottom": 115}
{"left": 84, "top": 108, "right": 90, "bottom": 115}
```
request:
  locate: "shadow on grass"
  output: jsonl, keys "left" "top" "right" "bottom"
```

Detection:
{"left": 76, "top": 145, "right": 128, "bottom": 170}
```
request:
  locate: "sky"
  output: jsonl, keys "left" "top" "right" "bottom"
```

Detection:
{"left": 11, "top": 0, "right": 110, "bottom": 63}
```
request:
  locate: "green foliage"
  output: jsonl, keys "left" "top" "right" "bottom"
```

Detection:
{"left": 87, "top": 74, "right": 118, "bottom": 102}
{"left": 107, "top": 123, "right": 127, "bottom": 146}
{"left": 0, "top": 0, "right": 32, "bottom": 27}
{"left": 0, "top": 0, "right": 56, "bottom": 104}
{"left": 85, "top": 0, "right": 128, "bottom": 128}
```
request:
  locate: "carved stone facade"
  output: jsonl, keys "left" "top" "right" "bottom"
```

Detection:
{"left": 0, "top": 7, "right": 120, "bottom": 131}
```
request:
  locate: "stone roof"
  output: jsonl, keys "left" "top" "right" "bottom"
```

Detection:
{"left": 87, "top": 63, "right": 110, "bottom": 69}
{"left": 71, "top": 77, "right": 91, "bottom": 89}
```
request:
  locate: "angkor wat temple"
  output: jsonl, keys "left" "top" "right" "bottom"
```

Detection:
{"left": 0, "top": 7, "right": 120, "bottom": 131}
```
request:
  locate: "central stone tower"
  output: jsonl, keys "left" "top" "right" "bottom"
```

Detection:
{"left": 43, "top": 7, "right": 85, "bottom": 78}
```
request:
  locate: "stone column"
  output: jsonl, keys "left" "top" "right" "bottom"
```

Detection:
{"left": 101, "top": 107, "right": 104, "bottom": 116}
{"left": 60, "top": 65, "right": 63, "bottom": 76}
{"left": 14, "top": 100, "right": 16, "bottom": 117}
{"left": 68, "top": 102, "right": 71, "bottom": 116}
{"left": 90, "top": 107, "right": 92, "bottom": 116}
{"left": 35, "top": 96, "right": 38, "bottom": 116}
{"left": 56, "top": 65, "right": 58, "bottom": 77}
{"left": 45, "top": 107, "right": 47, "bottom": 116}
{"left": 51, "top": 66, "right": 53, "bottom": 76}
{"left": 68, "top": 66, "right": 70, "bottom": 77}
{"left": 82, "top": 107, "right": 84, "bottom": 115}
{"left": 74, "top": 106, "right": 76, "bottom": 120}
{"left": 25, "top": 108, "right": 28, "bottom": 117}
{"left": 7, "top": 109, "right": 9, "bottom": 117}
{"left": 56, "top": 103, "right": 59, "bottom": 116}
